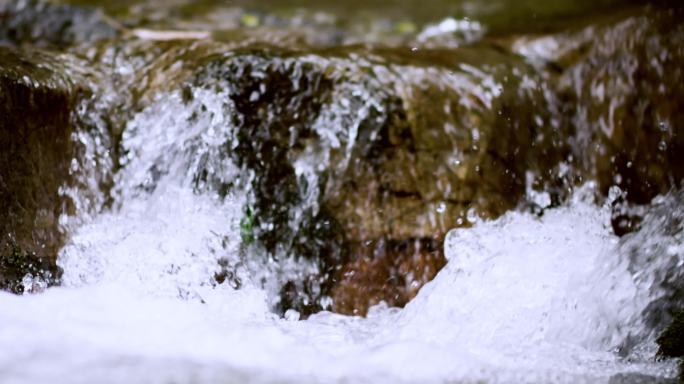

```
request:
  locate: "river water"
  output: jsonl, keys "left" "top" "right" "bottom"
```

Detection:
{"left": 0, "top": 90, "right": 679, "bottom": 382}
{"left": 1, "top": 0, "right": 682, "bottom": 382}
{"left": 0, "top": 185, "right": 678, "bottom": 383}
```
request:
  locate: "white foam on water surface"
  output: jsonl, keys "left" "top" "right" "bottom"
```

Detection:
{"left": 0, "top": 188, "right": 678, "bottom": 383}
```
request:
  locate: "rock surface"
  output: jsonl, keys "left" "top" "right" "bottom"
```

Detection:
{"left": 515, "top": 5, "right": 684, "bottom": 205}
{"left": 0, "top": 46, "right": 83, "bottom": 292}
{"left": 0, "top": 0, "right": 118, "bottom": 48}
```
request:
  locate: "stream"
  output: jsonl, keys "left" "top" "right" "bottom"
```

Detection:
{"left": 0, "top": 0, "right": 683, "bottom": 382}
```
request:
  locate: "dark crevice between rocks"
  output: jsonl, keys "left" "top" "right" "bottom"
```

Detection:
{"left": 657, "top": 310, "right": 684, "bottom": 358}
{"left": 0, "top": 237, "right": 62, "bottom": 293}
{"left": 656, "top": 310, "right": 684, "bottom": 382}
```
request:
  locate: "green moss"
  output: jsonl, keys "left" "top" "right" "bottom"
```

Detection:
{"left": 240, "top": 206, "right": 255, "bottom": 245}
{"left": 657, "top": 310, "right": 684, "bottom": 358}
{"left": 394, "top": 21, "right": 417, "bottom": 34}
{"left": 240, "top": 13, "right": 260, "bottom": 28}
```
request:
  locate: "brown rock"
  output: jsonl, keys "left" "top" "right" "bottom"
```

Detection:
{"left": 0, "top": 46, "right": 88, "bottom": 292}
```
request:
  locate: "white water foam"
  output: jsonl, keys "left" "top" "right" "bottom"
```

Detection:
{"left": 0, "top": 186, "right": 677, "bottom": 383}
{"left": 0, "top": 76, "right": 678, "bottom": 383}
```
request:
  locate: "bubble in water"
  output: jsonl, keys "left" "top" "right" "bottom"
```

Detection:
{"left": 436, "top": 202, "right": 447, "bottom": 214}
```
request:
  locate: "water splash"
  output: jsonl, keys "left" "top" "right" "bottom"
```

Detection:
{"left": 0, "top": 185, "right": 678, "bottom": 383}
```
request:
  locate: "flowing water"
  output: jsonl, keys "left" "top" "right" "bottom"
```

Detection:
{"left": 0, "top": 181, "right": 680, "bottom": 383}
{"left": 0, "top": 88, "right": 679, "bottom": 382}
{"left": 0, "top": 0, "right": 683, "bottom": 383}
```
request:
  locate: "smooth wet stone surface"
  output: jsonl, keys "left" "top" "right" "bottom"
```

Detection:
{"left": 0, "top": 46, "right": 78, "bottom": 291}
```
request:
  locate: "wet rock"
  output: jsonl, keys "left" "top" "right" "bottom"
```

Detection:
{"left": 0, "top": 0, "right": 118, "bottom": 49}
{"left": 330, "top": 238, "right": 445, "bottom": 315}
{"left": 655, "top": 310, "right": 684, "bottom": 384}
{"left": 107, "top": 40, "right": 563, "bottom": 315}
{"left": 608, "top": 372, "right": 679, "bottom": 384}
{"left": 10, "top": 1, "right": 680, "bottom": 318}
{"left": 610, "top": 193, "right": 646, "bottom": 237}
{"left": 180, "top": 44, "right": 566, "bottom": 315}
{"left": 657, "top": 310, "right": 684, "bottom": 358}
{"left": 539, "top": 5, "right": 684, "bottom": 205}
{"left": 0, "top": 46, "right": 91, "bottom": 292}
{"left": 620, "top": 187, "right": 684, "bottom": 338}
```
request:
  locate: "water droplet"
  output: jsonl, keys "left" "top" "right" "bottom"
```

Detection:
{"left": 284, "top": 309, "right": 300, "bottom": 321}
{"left": 467, "top": 208, "right": 478, "bottom": 223}
{"left": 658, "top": 141, "right": 667, "bottom": 151}
{"left": 607, "top": 186, "right": 622, "bottom": 204}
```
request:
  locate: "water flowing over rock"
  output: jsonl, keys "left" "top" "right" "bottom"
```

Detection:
{"left": 1, "top": 0, "right": 684, "bottom": 381}
{"left": 1, "top": 0, "right": 684, "bottom": 318}
{"left": 619, "top": 188, "right": 684, "bottom": 340}
{"left": 515, "top": 4, "right": 684, "bottom": 204}
{"left": 85, "top": 42, "right": 568, "bottom": 315}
